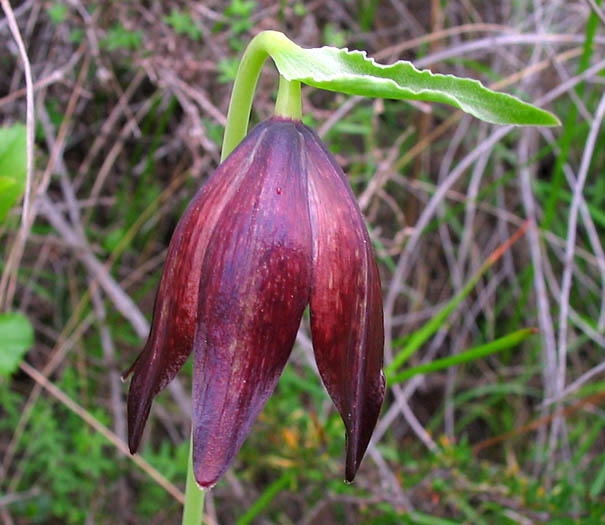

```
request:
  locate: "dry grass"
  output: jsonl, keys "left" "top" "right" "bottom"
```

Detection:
{"left": 1, "top": 1, "right": 604, "bottom": 523}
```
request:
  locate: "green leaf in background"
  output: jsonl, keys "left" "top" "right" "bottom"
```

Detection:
{"left": 385, "top": 220, "right": 530, "bottom": 375}
{"left": 0, "top": 124, "right": 27, "bottom": 224}
{"left": 262, "top": 31, "right": 560, "bottom": 126}
{"left": 0, "top": 313, "right": 34, "bottom": 377}
{"left": 388, "top": 328, "right": 537, "bottom": 384}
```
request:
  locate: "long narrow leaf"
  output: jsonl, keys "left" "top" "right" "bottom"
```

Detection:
{"left": 389, "top": 328, "right": 537, "bottom": 384}
{"left": 236, "top": 470, "right": 295, "bottom": 525}
{"left": 263, "top": 32, "right": 560, "bottom": 126}
{"left": 386, "top": 220, "right": 530, "bottom": 375}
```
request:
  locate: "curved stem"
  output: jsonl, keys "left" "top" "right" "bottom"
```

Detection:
{"left": 182, "top": 435, "right": 205, "bottom": 525}
{"left": 220, "top": 30, "right": 298, "bottom": 161}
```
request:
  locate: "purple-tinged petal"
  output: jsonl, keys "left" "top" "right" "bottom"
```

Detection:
{"left": 192, "top": 119, "right": 313, "bottom": 488}
{"left": 303, "top": 125, "right": 385, "bottom": 483}
{"left": 124, "top": 127, "right": 267, "bottom": 454}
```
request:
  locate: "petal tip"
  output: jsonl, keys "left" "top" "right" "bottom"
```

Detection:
{"left": 344, "top": 440, "right": 363, "bottom": 483}
{"left": 126, "top": 370, "right": 155, "bottom": 454}
{"left": 195, "top": 476, "right": 217, "bottom": 490}
{"left": 345, "top": 465, "right": 357, "bottom": 484}
{"left": 127, "top": 407, "right": 147, "bottom": 454}
{"left": 193, "top": 462, "right": 221, "bottom": 489}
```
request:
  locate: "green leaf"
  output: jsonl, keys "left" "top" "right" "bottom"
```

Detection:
{"left": 218, "top": 57, "right": 240, "bottom": 84}
{"left": 389, "top": 328, "right": 537, "bottom": 384}
{"left": 0, "top": 178, "right": 23, "bottom": 225}
{"left": 385, "top": 221, "right": 530, "bottom": 375}
{"left": 236, "top": 470, "right": 295, "bottom": 525}
{"left": 163, "top": 8, "right": 202, "bottom": 41}
{"left": 0, "top": 313, "right": 34, "bottom": 377}
{"left": 0, "top": 124, "right": 27, "bottom": 224}
{"left": 48, "top": 2, "right": 69, "bottom": 24}
{"left": 101, "top": 25, "right": 143, "bottom": 51}
{"left": 264, "top": 32, "right": 559, "bottom": 126}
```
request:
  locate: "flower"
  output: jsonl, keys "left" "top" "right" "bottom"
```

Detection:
{"left": 124, "top": 117, "right": 385, "bottom": 488}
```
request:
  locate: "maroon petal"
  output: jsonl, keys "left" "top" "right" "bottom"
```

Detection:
{"left": 192, "top": 119, "right": 313, "bottom": 488}
{"left": 303, "top": 125, "right": 385, "bottom": 482}
{"left": 124, "top": 129, "right": 265, "bottom": 454}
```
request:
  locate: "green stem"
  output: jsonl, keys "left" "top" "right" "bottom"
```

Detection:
{"left": 182, "top": 435, "right": 205, "bottom": 525}
{"left": 221, "top": 30, "right": 298, "bottom": 161}
{"left": 274, "top": 76, "right": 302, "bottom": 120}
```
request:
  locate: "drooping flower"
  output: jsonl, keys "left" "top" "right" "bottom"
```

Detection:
{"left": 124, "top": 117, "right": 385, "bottom": 488}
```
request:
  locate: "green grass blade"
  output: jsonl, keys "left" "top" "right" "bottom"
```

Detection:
{"left": 386, "top": 268, "right": 484, "bottom": 374}
{"left": 389, "top": 328, "right": 536, "bottom": 384}
{"left": 386, "top": 221, "right": 529, "bottom": 375}
{"left": 236, "top": 470, "right": 294, "bottom": 525}
{"left": 590, "top": 455, "right": 605, "bottom": 499}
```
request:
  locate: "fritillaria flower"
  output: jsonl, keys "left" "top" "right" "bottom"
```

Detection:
{"left": 124, "top": 117, "right": 385, "bottom": 488}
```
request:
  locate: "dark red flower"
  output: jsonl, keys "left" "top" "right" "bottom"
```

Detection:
{"left": 124, "top": 118, "right": 385, "bottom": 488}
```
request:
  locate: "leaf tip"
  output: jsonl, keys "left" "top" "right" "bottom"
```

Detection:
{"left": 544, "top": 111, "right": 562, "bottom": 127}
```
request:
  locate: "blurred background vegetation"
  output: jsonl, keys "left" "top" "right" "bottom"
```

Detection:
{"left": 1, "top": 0, "right": 605, "bottom": 523}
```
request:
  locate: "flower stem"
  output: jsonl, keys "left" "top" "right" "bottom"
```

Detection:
{"left": 182, "top": 435, "right": 205, "bottom": 525}
{"left": 274, "top": 76, "right": 302, "bottom": 120}
{"left": 221, "top": 30, "right": 298, "bottom": 161}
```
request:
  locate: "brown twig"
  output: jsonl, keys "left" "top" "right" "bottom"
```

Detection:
{"left": 18, "top": 361, "right": 185, "bottom": 503}
{"left": 0, "top": 0, "right": 35, "bottom": 311}
{"left": 473, "top": 391, "right": 605, "bottom": 454}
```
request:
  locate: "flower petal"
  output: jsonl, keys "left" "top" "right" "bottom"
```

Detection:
{"left": 124, "top": 128, "right": 266, "bottom": 454}
{"left": 303, "top": 125, "right": 385, "bottom": 482}
{"left": 192, "top": 120, "right": 313, "bottom": 488}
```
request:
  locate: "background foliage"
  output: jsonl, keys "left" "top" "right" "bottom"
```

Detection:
{"left": 1, "top": 1, "right": 604, "bottom": 523}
